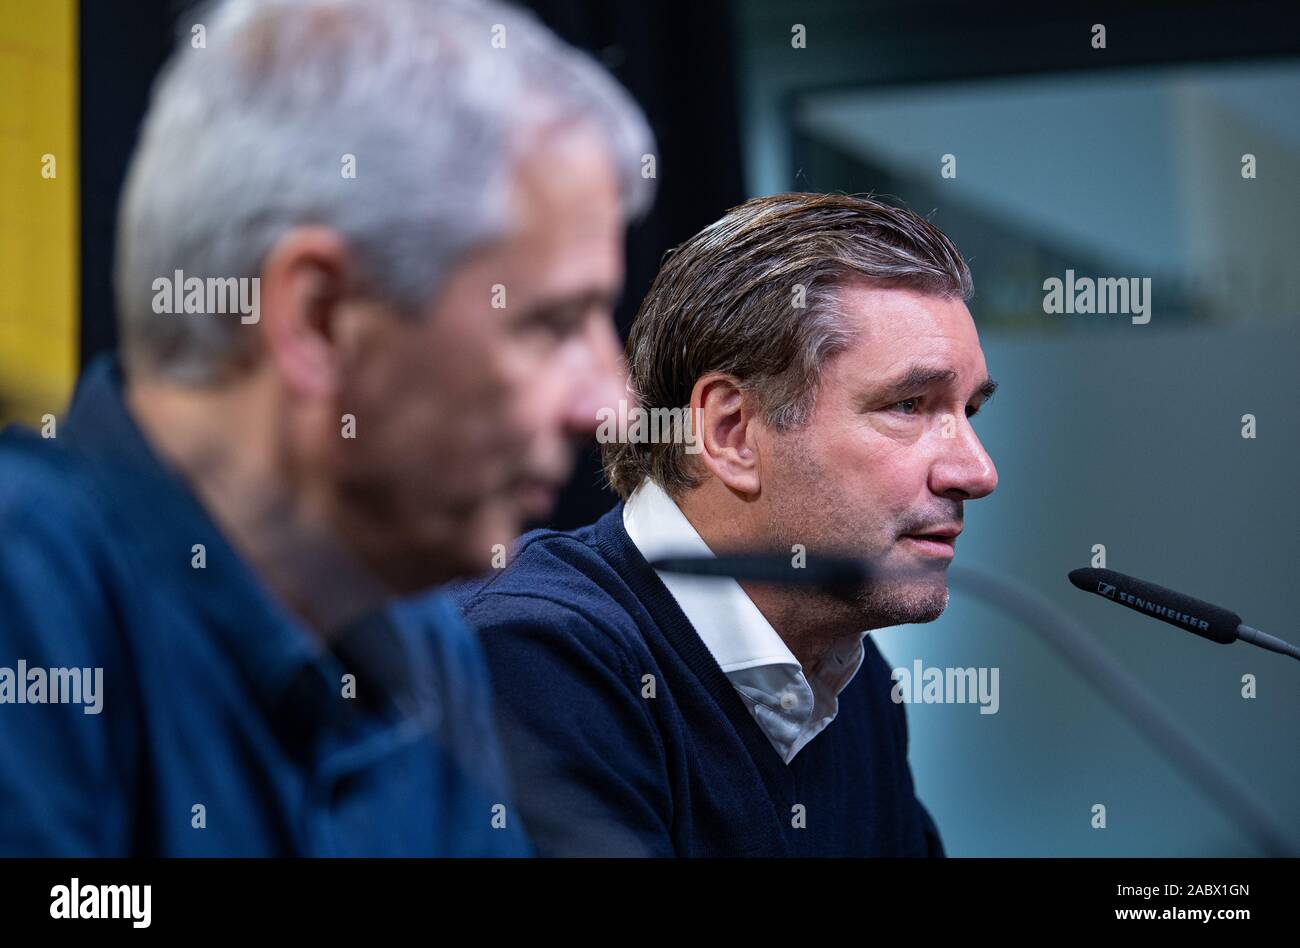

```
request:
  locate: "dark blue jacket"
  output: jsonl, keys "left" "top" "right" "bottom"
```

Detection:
{"left": 450, "top": 505, "right": 944, "bottom": 857}
{"left": 0, "top": 357, "right": 528, "bottom": 856}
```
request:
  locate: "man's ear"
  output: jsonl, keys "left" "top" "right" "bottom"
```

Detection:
{"left": 258, "top": 226, "right": 356, "bottom": 399}
{"left": 691, "top": 373, "right": 762, "bottom": 497}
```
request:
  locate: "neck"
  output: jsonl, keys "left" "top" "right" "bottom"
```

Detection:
{"left": 677, "top": 480, "right": 866, "bottom": 671}
{"left": 126, "top": 370, "right": 383, "bottom": 640}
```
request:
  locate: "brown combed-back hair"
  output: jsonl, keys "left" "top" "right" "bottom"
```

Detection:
{"left": 602, "top": 192, "right": 973, "bottom": 500}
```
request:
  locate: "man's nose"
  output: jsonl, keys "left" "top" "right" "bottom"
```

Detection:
{"left": 931, "top": 414, "right": 998, "bottom": 500}
{"left": 562, "top": 316, "right": 628, "bottom": 437}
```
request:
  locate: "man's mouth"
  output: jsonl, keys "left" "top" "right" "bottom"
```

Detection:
{"left": 899, "top": 526, "right": 961, "bottom": 560}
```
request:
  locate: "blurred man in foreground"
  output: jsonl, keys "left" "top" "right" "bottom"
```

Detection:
{"left": 0, "top": 0, "right": 651, "bottom": 855}
{"left": 453, "top": 193, "right": 998, "bottom": 856}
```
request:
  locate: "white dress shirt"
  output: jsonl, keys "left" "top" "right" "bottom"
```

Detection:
{"left": 622, "top": 478, "right": 866, "bottom": 764}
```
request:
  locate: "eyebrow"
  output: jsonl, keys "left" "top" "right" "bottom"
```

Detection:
{"left": 518, "top": 287, "right": 621, "bottom": 324}
{"left": 871, "top": 365, "right": 998, "bottom": 404}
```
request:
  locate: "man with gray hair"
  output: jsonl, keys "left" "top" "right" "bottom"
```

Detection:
{"left": 453, "top": 192, "right": 999, "bottom": 856}
{"left": 0, "top": 0, "right": 653, "bottom": 855}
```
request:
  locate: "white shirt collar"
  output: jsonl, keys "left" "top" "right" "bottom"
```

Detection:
{"left": 622, "top": 478, "right": 866, "bottom": 763}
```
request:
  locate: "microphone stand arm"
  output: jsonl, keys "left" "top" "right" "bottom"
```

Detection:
{"left": 948, "top": 564, "right": 1295, "bottom": 857}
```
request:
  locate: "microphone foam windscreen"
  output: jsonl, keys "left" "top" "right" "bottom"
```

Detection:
{"left": 1068, "top": 567, "right": 1240, "bottom": 644}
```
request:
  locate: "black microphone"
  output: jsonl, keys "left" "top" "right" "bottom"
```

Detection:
{"left": 648, "top": 553, "right": 874, "bottom": 594}
{"left": 1068, "top": 567, "right": 1299, "bottom": 661}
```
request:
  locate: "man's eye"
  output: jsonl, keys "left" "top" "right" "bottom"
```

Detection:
{"left": 520, "top": 312, "right": 578, "bottom": 344}
{"left": 891, "top": 398, "right": 920, "bottom": 415}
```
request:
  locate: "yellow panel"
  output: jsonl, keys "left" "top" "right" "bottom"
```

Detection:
{"left": 0, "top": 0, "right": 78, "bottom": 425}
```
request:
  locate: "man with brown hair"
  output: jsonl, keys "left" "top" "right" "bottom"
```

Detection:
{"left": 452, "top": 193, "right": 999, "bottom": 856}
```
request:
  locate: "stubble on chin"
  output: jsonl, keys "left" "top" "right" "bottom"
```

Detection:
{"left": 766, "top": 450, "right": 951, "bottom": 629}
{"left": 854, "top": 570, "right": 949, "bottom": 627}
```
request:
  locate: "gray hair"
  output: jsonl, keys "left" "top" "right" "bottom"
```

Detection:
{"left": 116, "top": 0, "right": 655, "bottom": 383}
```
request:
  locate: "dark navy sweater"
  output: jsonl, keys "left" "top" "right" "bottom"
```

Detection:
{"left": 449, "top": 504, "right": 944, "bottom": 857}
